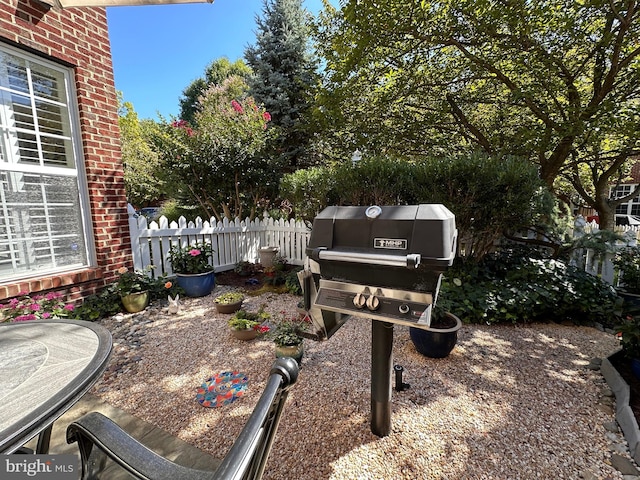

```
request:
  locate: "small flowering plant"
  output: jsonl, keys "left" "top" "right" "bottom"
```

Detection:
{"left": 115, "top": 267, "right": 155, "bottom": 296}
{"left": 267, "top": 311, "right": 311, "bottom": 347}
{"left": 168, "top": 242, "right": 215, "bottom": 274}
{"left": 228, "top": 308, "right": 271, "bottom": 331}
{"left": 1, "top": 291, "right": 75, "bottom": 323}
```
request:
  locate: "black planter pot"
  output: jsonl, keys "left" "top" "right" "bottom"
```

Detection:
{"left": 409, "top": 312, "right": 462, "bottom": 358}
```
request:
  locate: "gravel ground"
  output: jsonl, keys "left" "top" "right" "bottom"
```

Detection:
{"left": 92, "top": 287, "right": 629, "bottom": 479}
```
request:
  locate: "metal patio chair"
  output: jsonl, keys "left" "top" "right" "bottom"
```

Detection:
{"left": 66, "top": 358, "right": 299, "bottom": 480}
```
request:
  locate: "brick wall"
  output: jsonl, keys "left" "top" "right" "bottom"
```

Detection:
{"left": 0, "top": 0, "right": 132, "bottom": 305}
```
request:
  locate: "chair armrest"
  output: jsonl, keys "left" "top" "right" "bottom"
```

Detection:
{"left": 67, "top": 358, "right": 299, "bottom": 480}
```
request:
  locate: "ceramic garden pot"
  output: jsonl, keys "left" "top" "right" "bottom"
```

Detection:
{"left": 215, "top": 300, "right": 243, "bottom": 314}
{"left": 409, "top": 312, "right": 462, "bottom": 358}
{"left": 275, "top": 342, "right": 303, "bottom": 366}
{"left": 121, "top": 291, "right": 149, "bottom": 313}
{"left": 176, "top": 271, "right": 215, "bottom": 297}
{"left": 230, "top": 328, "right": 259, "bottom": 341}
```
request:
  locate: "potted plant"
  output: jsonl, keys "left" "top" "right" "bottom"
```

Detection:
{"left": 614, "top": 246, "right": 640, "bottom": 308}
{"left": 267, "top": 311, "right": 310, "bottom": 365}
{"left": 234, "top": 261, "right": 257, "bottom": 277}
{"left": 228, "top": 309, "right": 270, "bottom": 341}
{"left": 409, "top": 308, "right": 462, "bottom": 358}
{"left": 214, "top": 292, "right": 245, "bottom": 314}
{"left": 115, "top": 267, "right": 153, "bottom": 313}
{"left": 168, "top": 242, "right": 215, "bottom": 297}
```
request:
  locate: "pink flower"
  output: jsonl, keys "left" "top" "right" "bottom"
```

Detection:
{"left": 189, "top": 249, "right": 201, "bottom": 257}
{"left": 64, "top": 304, "right": 75, "bottom": 311}
{"left": 263, "top": 112, "right": 271, "bottom": 122}
{"left": 45, "top": 292, "right": 61, "bottom": 301}
{"left": 42, "top": 312, "right": 51, "bottom": 319}
{"left": 185, "top": 127, "right": 194, "bottom": 137}
{"left": 15, "top": 314, "right": 37, "bottom": 322}
{"left": 231, "top": 100, "right": 244, "bottom": 114}
{"left": 29, "top": 303, "right": 41, "bottom": 311}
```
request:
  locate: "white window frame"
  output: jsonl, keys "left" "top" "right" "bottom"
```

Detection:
{"left": 0, "top": 43, "right": 95, "bottom": 282}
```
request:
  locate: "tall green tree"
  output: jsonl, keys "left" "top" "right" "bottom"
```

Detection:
{"left": 178, "top": 58, "right": 251, "bottom": 126}
{"left": 316, "top": 0, "right": 640, "bottom": 228}
{"left": 118, "top": 98, "right": 164, "bottom": 208}
{"left": 244, "top": 0, "right": 318, "bottom": 168}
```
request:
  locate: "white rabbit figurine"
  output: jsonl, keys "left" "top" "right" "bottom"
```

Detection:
{"left": 167, "top": 294, "right": 180, "bottom": 314}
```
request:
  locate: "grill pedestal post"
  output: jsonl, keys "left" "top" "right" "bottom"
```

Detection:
{"left": 371, "top": 320, "right": 393, "bottom": 437}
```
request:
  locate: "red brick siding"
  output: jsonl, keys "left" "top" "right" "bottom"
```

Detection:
{"left": 0, "top": 0, "right": 131, "bottom": 305}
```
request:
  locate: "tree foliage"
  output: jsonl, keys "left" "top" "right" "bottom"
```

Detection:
{"left": 153, "top": 76, "right": 279, "bottom": 221}
{"left": 315, "top": 1, "right": 640, "bottom": 225}
{"left": 245, "top": 0, "right": 318, "bottom": 168}
{"left": 178, "top": 58, "right": 251, "bottom": 126}
{"left": 118, "top": 98, "right": 164, "bottom": 207}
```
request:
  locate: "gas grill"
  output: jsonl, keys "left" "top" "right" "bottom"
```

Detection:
{"left": 298, "top": 204, "right": 457, "bottom": 436}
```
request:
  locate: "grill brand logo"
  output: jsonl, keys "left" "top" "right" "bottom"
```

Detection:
{"left": 3, "top": 455, "right": 76, "bottom": 479}
{"left": 374, "top": 238, "right": 407, "bottom": 250}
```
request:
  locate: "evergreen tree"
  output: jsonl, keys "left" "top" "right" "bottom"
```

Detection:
{"left": 244, "top": 0, "right": 317, "bottom": 168}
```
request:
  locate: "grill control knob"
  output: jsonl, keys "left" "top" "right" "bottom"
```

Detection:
{"left": 366, "top": 295, "right": 380, "bottom": 311}
{"left": 353, "top": 293, "right": 366, "bottom": 309}
{"left": 399, "top": 304, "right": 410, "bottom": 314}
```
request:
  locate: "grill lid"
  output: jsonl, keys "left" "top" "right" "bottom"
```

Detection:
{"left": 306, "top": 204, "right": 457, "bottom": 292}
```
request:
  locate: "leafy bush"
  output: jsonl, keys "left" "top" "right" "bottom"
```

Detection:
{"left": 284, "top": 268, "right": 303, "bottom": 295}
{"left": 437, "top": 246, "right": 619, "bottom": 326}
{"left": 279, "top": 153, "right": 553, "bottom": 260}
{"left": 70, "top": 287, "right": 121, "bottom": 321}
{"left": 279, "top": 166, "right": 334, "bottom": 223}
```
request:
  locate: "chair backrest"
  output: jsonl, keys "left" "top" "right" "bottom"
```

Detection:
{"left": 67, "top": 357, "right": 300, "bottom": 480}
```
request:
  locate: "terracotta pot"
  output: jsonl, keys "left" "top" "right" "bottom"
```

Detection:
{"left": 121, "top": 291, "right": 149, "bottom": 313}
{"left": 230, "top": 327, "right": 258, "bottom": 341}
{"left": 215, "top": 300, "right": 243, "bottom": 314}
{"left": 275, "top": 342, "right": 303, "bottom": 366}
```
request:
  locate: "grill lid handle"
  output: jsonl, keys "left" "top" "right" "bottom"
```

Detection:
{"left": 313, "top": 249, "right": 422, "bottom": 269}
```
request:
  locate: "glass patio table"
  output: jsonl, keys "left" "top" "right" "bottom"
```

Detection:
{"left": 0, "top": 319, "right": 112, "bottom": 454}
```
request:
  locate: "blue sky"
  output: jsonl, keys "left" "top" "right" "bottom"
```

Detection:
{"left": 106, "top": 0, "right": 327, "bottom": 120}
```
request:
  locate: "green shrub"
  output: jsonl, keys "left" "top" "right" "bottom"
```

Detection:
{"left": 437, "top": 246, "right": 619, "bottom": 326}
{"left": 70, "top": 287, "right": 121, "bottom": 321}
{"left": 280, "top": 153, "right": 553, "bottom": 261}
{"left": 279, "top": 166, "right": 334, "bottom": 223}
{"left": 284, "top": 268, "right": 303, "bottom": 295}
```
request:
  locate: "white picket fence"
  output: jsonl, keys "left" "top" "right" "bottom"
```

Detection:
{"left": 127, "top": 205, "right": 311, "bottom": 278}
{"left": 571, "top": 218, "right": 639, "bottom": 286}
{"left": 127, "top": 205, "right": 640, "bottom": 286}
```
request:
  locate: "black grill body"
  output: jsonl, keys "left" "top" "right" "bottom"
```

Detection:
{"left": 298, "top": 204, "right": 457, "bottom": 438}
{"left": 301, "top": 204, "right": 457, "bottom": 339}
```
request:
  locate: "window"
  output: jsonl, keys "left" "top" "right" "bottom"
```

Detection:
{"left": 0, "top": 44, "right": 91, "bottom": 281}
{"left": 611, "top": 185, "right": 640, "bottom": 215}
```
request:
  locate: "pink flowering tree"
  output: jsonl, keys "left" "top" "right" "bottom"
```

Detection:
{"left": 154, "top": 76, "right": 278, "bottom": 221}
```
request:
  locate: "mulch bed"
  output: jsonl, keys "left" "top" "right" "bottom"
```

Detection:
{"left": 215, "top": 270, "right": 265, "bottom": 292}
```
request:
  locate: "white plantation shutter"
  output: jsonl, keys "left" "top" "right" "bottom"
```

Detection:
{"left": 0, "top": 44, "right": 91, "bottom": 280}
